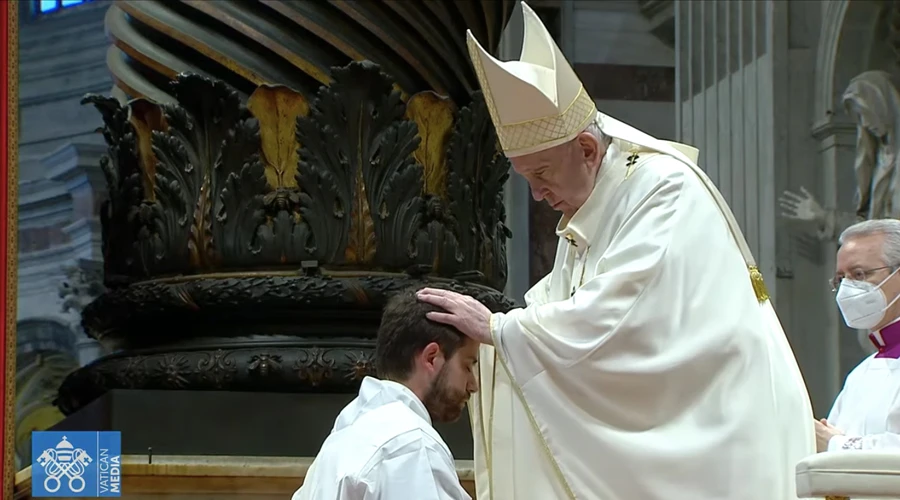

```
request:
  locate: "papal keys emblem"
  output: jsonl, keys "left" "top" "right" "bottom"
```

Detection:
{"left": 35, "top": 435, "right": 93, "bottom": 493}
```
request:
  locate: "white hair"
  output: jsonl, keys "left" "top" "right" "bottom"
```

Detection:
{"left": 839, "top": 219, "right": 900, "bottom": 267}
{"left": 583, "top": 120, "right": 610, "bottom": 146}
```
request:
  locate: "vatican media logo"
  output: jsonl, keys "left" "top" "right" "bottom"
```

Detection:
{"left": 32, "top": 431, "right": 122, "bottom": 497}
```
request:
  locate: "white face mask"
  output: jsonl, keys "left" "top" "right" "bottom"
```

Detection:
{"left": 836, "top": 267, "right": 900, "bottom": 330}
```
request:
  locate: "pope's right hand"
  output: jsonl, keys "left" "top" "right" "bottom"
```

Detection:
{"left": 417, "top": 288, "right": 493, "bottom": 345}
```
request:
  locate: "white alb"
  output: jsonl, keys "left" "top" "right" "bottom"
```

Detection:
{"left": 293, "top": 376, "right": 470, "bottom": 500}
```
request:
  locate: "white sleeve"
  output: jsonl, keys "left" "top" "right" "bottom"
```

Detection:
{"left": 825, "top": 388, "right": 846, "bottom": 423}
{"left": 491, "top": 167, "right": 684, "bottom": 384}
{"left": 359, "top": 438, "right": 470, "bottom": 500}
{"left": 523, "top": 272, "right": 553, "bottom": 307}
{"left": 828, "top": 397, "right": 900, "bottom": 451}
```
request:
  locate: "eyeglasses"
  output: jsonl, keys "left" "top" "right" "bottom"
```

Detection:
{"left": 830, "top": 266, "right": 895, "bottom": 292}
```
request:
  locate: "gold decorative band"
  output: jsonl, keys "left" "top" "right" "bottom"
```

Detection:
{"left": 495, "top": 87, "right": 597, "bottom": 156}
{"left": 749, "top": 266, "right": 770, "bottom": 303}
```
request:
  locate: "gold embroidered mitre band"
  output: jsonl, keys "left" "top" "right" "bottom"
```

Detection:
{"left": 467, "top": 2, "right": 598, "bottom": 158}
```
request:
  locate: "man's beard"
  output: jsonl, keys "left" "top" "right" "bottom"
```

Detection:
{"left": 422, "top": 365, "right": 469, "bottom": 423}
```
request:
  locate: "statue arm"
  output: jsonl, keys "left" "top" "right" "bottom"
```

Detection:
{"left": 779, "top": 187, "right": 860, "bottom": 241}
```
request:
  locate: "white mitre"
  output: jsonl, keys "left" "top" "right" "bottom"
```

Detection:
{"left": 466, "top": 2, "right": 598, "bottom": 157}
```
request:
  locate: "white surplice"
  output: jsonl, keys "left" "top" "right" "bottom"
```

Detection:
{"left": 826, "top": 323, "right": 900, "bottom": 451}
{"left": 468, "top": 112, "right": 816, "bottom": 500}
{"left": 294, "top": 376, "right": 470, "bottom": 500}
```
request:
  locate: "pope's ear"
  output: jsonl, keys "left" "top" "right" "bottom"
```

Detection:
{"left": 575, "top": 131, "right": 602, "bottom": 167}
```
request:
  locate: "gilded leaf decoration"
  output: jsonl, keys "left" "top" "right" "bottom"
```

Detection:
{"left": 247, "top": 85, "right": 310, "bottom": 189}
{"left": 128, "top": 99, "right": 168, "bottom": 201}
{"left": 345, "top": 168, "right": 378, "bottom": 264}
{"left": 295, "top": 61, "right": 418, "bottom": 267}
{"left": 404, "top": 91, "right": 456, "bottom": 200}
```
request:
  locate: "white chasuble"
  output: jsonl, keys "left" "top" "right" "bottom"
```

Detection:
{"left": 467, "top": 112, "right": 816, "bottom": 500}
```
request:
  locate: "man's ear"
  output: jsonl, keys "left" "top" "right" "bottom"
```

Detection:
{"left": 419, "top": 342, "right": 443, "bottom": 373}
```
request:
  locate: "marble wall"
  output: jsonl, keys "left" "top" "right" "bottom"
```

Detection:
{"left": 19, "top": 0, "right": 110, "bottom": 161}
{"left": 17, "top": 0, "right": 110, "bottom": 359}
{"left": 15, "top": 0, "right": 113, "bottom": 469}
{"left": 574, "top": 1, "right": 676, "bottom": 140}
{"left": 676, "top": 0, "right": 835, "bottom": 409}
{"left": 18, "top": 0, "right": 111, "bottom": 359}
{"left": 673, "top": 0, "right": 897, "bottom": 414}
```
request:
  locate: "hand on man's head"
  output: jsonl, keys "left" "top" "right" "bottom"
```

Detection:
{"left": 416, "top": 287, "right": 493, "bottom": 345}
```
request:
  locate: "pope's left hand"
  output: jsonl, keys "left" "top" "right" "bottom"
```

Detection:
{"left": 815, "top": 418, "right": 844, "bottom": 452}
{"left": 416, "top": 288, "right": 494, "bottom": 345}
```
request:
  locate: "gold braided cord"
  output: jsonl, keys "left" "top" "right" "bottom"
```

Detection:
{"left": 749, "top": 266, "right": 770, "bottom": 303}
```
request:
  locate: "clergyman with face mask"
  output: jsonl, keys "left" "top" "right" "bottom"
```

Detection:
{"left": 292, "top": 287, "right": 478, "bottom": 500}
{"left": 820, "top": 219, "right": 900, "bottom": 452}
{"left": 414, "top": 2, "right": 815, "bottom": 498}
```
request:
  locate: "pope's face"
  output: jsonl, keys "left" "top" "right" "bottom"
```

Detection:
{"left": 510, "top": 132, "right": 605, "bottom": 218}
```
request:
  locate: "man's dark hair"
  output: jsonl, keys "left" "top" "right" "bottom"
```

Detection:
{"left": 375, "top": 286, "right": 466, "bottom": 380}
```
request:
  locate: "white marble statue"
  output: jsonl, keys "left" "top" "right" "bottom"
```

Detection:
{"left": 58, "top": 261, "right": 107, "bottom": 365}
{"left": 59, "top": 263, "right": 105, "bottom": 331}
{"left": 780, "top": 70, "right": 900, "bottom": 240}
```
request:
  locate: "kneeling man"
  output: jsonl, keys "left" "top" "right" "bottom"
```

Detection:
{"left": 292, "top": 287, "right": 478, "bottom": 500}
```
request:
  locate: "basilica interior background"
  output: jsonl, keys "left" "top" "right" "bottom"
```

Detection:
{"left": 12, "top": 0, "right": 881, "bottom": 474}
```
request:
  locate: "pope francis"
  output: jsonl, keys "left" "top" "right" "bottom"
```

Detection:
{"left": 416, "top": 3, "right": 816, "bottom": 499}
